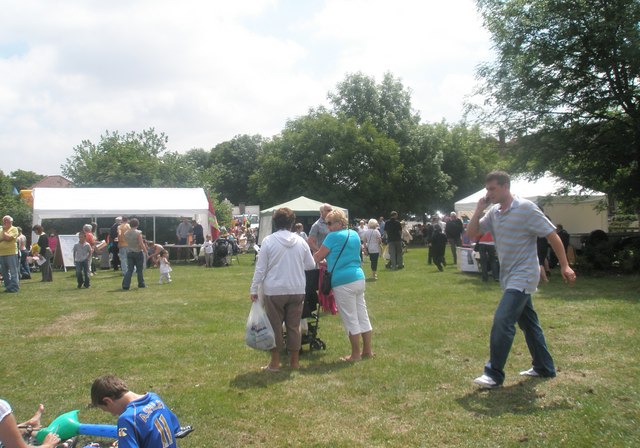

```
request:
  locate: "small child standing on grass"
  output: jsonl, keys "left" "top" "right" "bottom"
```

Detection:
{"left": 158, "top": 249, "right": 172, "bottom": 284}
{"left": 202, "top": 235, "right": 214, "bottom": 267}
{"left": 73, "top": 232, "right": 92, "bottom": 288}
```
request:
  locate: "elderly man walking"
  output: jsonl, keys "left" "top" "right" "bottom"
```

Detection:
{"left": 0, "top": 215, "right": 20, "bottom": 293}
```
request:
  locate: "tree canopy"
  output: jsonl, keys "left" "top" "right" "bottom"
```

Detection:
{"left": 61, "top": 128, "right": 198, "bottom": 188}
{"left": 53, "top": 72, "right": 502, "bottom": 218}
{"left": 249, "top": 111, "right": 403, "bottom": 217}
{"left": 475, "top": 0, "right": 640, "bottom": 210}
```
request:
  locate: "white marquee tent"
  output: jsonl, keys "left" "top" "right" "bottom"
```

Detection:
{"left": 454, "top": 175, "right": 608, "bottom": 234}
{"left": 32, "top": 188, "right": 210, "bottom": 241}
{"left": 258, "top": 196, "right": 348, "bottom": 244}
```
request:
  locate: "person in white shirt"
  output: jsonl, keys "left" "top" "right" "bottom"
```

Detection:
{"left": 202, "top": 235, "right": 215, "bottom": 267}
{"left": 0, "top": 400, "right": 60, "bottom": 448}
{"left": 249, "top": 208, "right": 316, "bottom": 371}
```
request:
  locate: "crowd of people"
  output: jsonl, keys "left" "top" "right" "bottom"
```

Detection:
{"left": 0, "top": 216, "right": 222, "bottom": 293}
{"left": 2, "top": 168, "right": 579, "bottom": 427}
{"left": 246, "top": 170, "right": 577, "bottom": 392}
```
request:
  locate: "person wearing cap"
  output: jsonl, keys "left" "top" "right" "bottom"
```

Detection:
{"left": 0, "top": 215, "right": 20, "bottom": 292}
{"left": 445, "top": 211, "right": 464, "bottom": 265}
{"left": 384, "top": 211, "right": 403, "bottom": 270}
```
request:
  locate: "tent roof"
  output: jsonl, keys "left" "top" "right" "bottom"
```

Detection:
{"left": 260, "top": 196, "right": 347, "bottom": 216}
{"left": 455, "top": 175, "right": 605, "bottom": 211}
{"left": 33, "top": 187, "right": 209, "bottom": 219}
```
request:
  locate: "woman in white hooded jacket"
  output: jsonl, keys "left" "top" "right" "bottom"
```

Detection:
{"left": 250, "top": 207, "right": 316, "bottom": 371}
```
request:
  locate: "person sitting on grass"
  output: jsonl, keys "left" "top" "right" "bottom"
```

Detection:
{"left": 91, "top": 375, "right": 181, "bottom": 448}
{"left": 0, "top": 400, "right": 60, "bottom": 448}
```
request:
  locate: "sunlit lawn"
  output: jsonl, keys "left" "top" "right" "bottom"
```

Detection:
{"left": 1, "top": 248, "right": 638, "bottom": 447}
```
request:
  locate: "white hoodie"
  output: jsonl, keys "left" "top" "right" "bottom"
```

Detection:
{"left": 250, "top": 230, "right": 316, "bottom": 296}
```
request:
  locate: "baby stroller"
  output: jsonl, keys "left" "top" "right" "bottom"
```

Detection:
{"left": 300, "top": 269, "right": 326, "bottom": 351}
{"left": 213, "top": 238, "right": 230, "bottom": 267}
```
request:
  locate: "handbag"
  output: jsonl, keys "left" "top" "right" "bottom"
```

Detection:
{"left": 320, "top": 230, "right": 350, "bottom": 295}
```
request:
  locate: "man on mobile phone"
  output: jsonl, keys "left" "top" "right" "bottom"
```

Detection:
{"left": 466, "top": 171, "right": 576, "bottom": 389}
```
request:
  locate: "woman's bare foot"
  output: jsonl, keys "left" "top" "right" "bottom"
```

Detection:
{"left": 361, "top": 352, "right": 376, "bottom": 359}
{"left": 339, "top": 355, "right": 361, "bottom": 362}
{"left": 22, "top": 403, "right": 45, "bottom": 429}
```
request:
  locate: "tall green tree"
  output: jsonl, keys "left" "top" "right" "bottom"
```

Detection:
{"left": 439, "top": 122, "right": 502, "bottom": 206}
{"left": 249, "top": 111, "right": 403, "bottom": 217}
{"left": 0, "top": 170, "right": 31, "bottom": 230}
{"left": 399, "top": 124, "right": 453, "bottom": 214}
{"left": 329, "top": 72, "right": 421, "bottom": 146}
{"left": 475, "top": 0, "right": 640, "bottom": 210}
{"left": 61, "top": 129, "right": 198, "bottom": 187}
{"left": 328, "top": 72, "right": 454, "bottom": 214}
{"left": 209, "top": 134, "right": 264, "bottom": 205}
{"left": 9, "top": 170, "right": 45, "bottom": 191}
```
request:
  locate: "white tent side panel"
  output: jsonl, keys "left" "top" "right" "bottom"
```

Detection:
{"left": 542, "top": 200, "right": 609, "bottom": 235}
{"left": 32, "top": 188, "right": 209, "bottom": 225}
{"left": 454, "top": 175, "right": 608, "bottom": 234}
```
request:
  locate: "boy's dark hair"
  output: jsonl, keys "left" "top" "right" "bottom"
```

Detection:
{"left": 486, "top": 170, "right": 511, "bottom": 187}
{"left": 129, "top": 218, "right": 139, "bottom": 228}
{"left": 91, "top": 375, "right": 130, "bottom": 406}
{"left": 273, "top": 208, "right": 295, "bottom": 230}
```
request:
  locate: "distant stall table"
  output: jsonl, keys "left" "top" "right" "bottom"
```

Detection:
{"left": 164, "top": 244, "right": 202, "bottom": 263}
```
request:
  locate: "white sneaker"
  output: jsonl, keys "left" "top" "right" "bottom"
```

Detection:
{"left": 473, "top": 374, "right": 500, "bottom": 389}
{"left": 519, "top": 368, "right": 540, "bottom": 377}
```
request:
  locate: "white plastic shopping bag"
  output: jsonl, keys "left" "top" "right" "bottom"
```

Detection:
{"left": 245, "top": 298, "right": 276, "bottom": 351}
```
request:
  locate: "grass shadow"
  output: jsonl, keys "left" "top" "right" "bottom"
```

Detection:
{"left": 456, "top": 378, "right": 574, "bottom": 417}
{"left": 229, "top": 369, "right": 293, "bottom": 389}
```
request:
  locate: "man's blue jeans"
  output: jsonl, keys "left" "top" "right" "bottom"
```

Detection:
{"left": 484, "top": 289, "right": 556, "bottom": 385}
{"left": 0, "top": 254, "right": 20, "bottom": 292}
{"left": 119, "top": 247, "right": 129, "bottom": 275}
{"left": 122, "top": 251, "right": 145, "bottom": 289}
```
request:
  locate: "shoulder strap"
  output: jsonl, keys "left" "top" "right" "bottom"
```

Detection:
{"left": 330, "top": 230, "right": 350, "bottom": 274}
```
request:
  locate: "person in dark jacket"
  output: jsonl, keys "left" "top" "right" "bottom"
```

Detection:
{"left": 384, "top": 211, "right": 403, "bottom": 269}
{"left": 445, "top": 212, "right": 464, "bottom": 265}
{"left": 431, "top": 226, "right": 448, "bottom": 271}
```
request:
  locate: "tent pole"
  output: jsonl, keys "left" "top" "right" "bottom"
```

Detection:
{"left": 153, "top": 216, "right": 156, "bottom": 243}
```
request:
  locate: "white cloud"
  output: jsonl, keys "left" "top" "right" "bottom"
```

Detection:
{"left": 0, "top": 0, "right": 491, "bottom": 176}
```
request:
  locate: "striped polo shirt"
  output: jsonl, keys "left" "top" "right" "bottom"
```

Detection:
{"left": 479, "top": 196, "right": 555, "bottom": 293}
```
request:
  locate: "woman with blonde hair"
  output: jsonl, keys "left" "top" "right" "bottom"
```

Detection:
{"left": 314, "top": 209, "right": 373, "bottom": 361}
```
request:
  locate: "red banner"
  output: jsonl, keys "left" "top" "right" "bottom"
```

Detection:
{"left": 207, "top": 193, "right": 220, "bottom": 240}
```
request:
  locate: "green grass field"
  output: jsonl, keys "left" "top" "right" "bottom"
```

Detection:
{"left": 1, "top": 248, "right": 639, "bottom": 447}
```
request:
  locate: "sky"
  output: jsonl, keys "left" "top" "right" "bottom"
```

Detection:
{"left": 0, "top": 0, "right": 493, "bottom": 177}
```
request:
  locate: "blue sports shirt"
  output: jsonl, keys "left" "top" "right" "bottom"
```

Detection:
{"left": 117, "top": 392, "right": 181, "bottom": 448}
